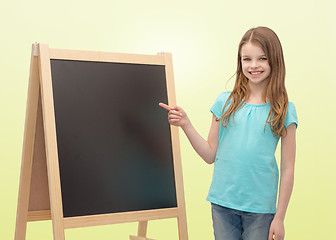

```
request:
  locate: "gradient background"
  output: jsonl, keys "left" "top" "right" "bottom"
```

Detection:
{"left": 1, "top": 0, "right": 335, "bottom": 239}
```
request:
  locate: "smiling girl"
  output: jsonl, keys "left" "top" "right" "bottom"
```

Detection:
{"left": 160, "top": 26, "right": 298, "bottom": 240}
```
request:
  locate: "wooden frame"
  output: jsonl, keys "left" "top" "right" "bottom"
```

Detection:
{"left": 15, "top": 44, "right": 188, "bottom": 240}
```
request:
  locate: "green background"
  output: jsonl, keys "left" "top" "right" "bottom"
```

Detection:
{"left": 1, "top": 0, "right": 335, "bottom": 239}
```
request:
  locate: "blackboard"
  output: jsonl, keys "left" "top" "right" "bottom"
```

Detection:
{"left": 50, "top": 59, "right": 177, "bottom": 218}
{"left": 16, "top": 45, "right": 188, "bottom": 239}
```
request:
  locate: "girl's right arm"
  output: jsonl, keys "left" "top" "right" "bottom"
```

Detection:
{"left": 159, "top": 103, "right": 219, "bottom": 164}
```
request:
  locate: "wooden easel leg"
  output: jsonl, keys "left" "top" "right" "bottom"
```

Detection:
{"left": 138, "top": 221, "right": 148, "bottom": 237}
{"left": 130, "top": 221, "right": 157, "bottom": 240}
{"left": 15, "top": 46, "right": 40, "bottom": 240}
{"left": 129, "top": 237, "right": 156, "bottom": 240}
{"left": 177, "top": 214, "right": 188, "bottom": 240}
{"left": 38, "top": 44, "right": 66, "bottom": 240}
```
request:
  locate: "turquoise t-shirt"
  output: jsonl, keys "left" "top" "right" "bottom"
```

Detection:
{"left": 207, "top": 91, "right": 298, "bottom": 213}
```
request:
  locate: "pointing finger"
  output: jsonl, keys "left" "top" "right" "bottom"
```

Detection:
{"left": 159, "top": 102, "right": 171, "bottom": 111}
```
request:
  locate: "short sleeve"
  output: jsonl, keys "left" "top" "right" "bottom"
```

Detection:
{"left": 284, "top": 102, "right": 298, "bottom": 128}
{"left": 210, "top": 92, "right": 231, "bottom": 118}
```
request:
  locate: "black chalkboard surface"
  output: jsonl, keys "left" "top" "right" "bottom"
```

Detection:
{"left": 50, "top": 59, "right": 177, "bottom": 218}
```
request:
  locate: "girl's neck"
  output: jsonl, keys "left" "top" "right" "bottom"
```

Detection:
{"left": 246, "top": 81, "right": 269, "bottom": 104}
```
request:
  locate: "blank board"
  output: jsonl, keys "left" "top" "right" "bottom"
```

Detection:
{"left": 50, "top": 59, "right": 177, "bottom": 217}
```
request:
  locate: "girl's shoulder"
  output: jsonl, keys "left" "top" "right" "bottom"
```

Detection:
{"left": 288, "top": 101, "right": 296, "bottom": 108}
{"left": 215, "top": 91, "right": 232, "bottom": 102}
{"left": 211, "top": 91, "right": 232, "bottom": 118}
{"left": 287, "top": 101, "right": 297, "bottom": 115}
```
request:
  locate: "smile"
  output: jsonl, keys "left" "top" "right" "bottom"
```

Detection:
{"left": 249, "top": 71, "right": 263, "bottom": 76}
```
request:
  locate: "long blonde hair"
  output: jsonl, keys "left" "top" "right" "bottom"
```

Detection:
{"left": 218, "top": 26, "right": 289, "bottom": 137}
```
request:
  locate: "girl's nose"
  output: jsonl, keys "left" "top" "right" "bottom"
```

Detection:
{"left": 251, "top": 61, "right": 259, "bottom": 68}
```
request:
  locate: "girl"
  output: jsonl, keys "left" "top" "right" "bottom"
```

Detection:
{"left": 159, "top": 26, "right": 297, "bottom": 240}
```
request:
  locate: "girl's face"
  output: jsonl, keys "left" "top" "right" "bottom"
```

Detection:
{"left": 241, "top": 42, "right": 271, "bottom": 87}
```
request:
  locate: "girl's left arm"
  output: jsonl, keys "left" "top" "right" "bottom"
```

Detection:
{"left": 269, "top": 123, "right": 297, "bottom": 240}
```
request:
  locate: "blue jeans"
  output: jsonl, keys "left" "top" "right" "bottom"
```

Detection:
{"left": 211, "top": 203, "right": 274, "bottom": 240}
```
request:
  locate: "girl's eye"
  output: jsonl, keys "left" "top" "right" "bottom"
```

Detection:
{"left": 243, "top": 58, "right": 250, "bottom": 61}
{"left": 260, "top": 57, "right": 267, "bottom": 60}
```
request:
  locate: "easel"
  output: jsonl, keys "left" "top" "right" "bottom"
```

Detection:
{"left": 15, "top": 43, "right": 188, "bottom": 240}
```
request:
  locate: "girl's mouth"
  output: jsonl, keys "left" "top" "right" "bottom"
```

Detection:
{"left": 249, "top": 71, "right": 263, "bottom": 76}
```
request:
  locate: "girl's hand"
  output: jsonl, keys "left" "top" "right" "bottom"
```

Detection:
{"left": 268, "top": 218, "right": 285, "bottom": 240}
{"left": 159, "top": 103, "right": 189, "bottom": 128}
